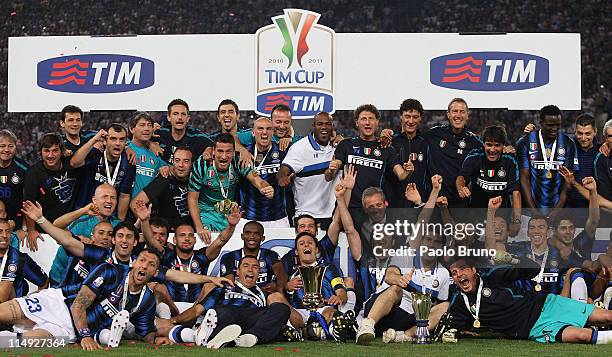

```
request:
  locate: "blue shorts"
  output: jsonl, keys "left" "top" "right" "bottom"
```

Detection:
{"left": 529, "top": 294, "right": 595, "bottom": 343}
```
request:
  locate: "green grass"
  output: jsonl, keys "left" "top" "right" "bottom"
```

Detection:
{"left": 6, "top": 337, "right": 607, "bottom": 357}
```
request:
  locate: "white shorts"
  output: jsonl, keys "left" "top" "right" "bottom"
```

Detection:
{"left": 236, "top": 217, "right": 290, "bottom": 232}
{"left": 295, "top": 306, "right": 333, "bottom": 324}
{"left": 15, "top": 288, "right": 76, "bottom": 342}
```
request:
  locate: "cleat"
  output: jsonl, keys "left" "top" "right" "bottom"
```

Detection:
{"left": 195, "top": 309, "right": 217, "bottom": 346}
{"left": 356, "top": 318, "right": 375, "bottom": 345}
{"left": 279, "top": 325, "right": 303, "bottom": 342}
{"left": 108, "top": 310, "right": 130, "bottom": 348}
{"left": 234, "top": 333, "right": 258, "bottom": 347}
{"left": 330, "top": 311, "right": 348, "bottom": 343}
{"left": 206, "top": 324, "right": 242, "bottom": 349}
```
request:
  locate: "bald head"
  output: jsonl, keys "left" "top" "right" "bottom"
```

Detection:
{"left": 92, "top": 184, "right": 117, "bottom": 217}
{"left": 253, "top": 117, "right": 273, "bottom": 149}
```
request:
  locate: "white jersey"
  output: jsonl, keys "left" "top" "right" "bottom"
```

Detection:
{"left": 378, "top": 255, "right": 450, "bottom": 314}
{"left": 281, "top": 133, "right": 339, "bottom": 218}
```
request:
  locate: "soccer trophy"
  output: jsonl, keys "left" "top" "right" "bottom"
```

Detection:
{"left": 299, "top": 265, "right": 328, "bottom": 340}
{"left": 411, "top": 292, "right": 433, "bottom": 344}
{"left": 299, "top": 265, "right": 327, "bottom": 310}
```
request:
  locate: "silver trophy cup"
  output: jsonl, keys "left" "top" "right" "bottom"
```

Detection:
{"left": 411, "top": 292, "right": 433, "bottom": 344}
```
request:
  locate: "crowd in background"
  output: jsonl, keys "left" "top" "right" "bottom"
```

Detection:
{"left": 1, "top": 0, "right": 610, "bottom": 163}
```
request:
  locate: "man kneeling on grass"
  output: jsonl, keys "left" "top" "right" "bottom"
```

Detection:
{"left": 447, "top": 255, "right": 612, "bottom": 344}
{"left": 157, "top": 255, "right": 290, "bottom": 349}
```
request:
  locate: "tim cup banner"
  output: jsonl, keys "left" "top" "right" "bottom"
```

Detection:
{"left": 8, "top": 9, "right": 580, "bottom": 113}
{"left": 255, "top": 9, "right": 334, "bottom": 118}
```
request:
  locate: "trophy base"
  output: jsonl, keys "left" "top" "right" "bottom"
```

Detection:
{"left": 413, "top": 320, "right": 432, "bottom": 344}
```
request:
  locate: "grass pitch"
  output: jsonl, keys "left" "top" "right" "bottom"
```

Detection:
{"left": 7, "top": 336, "right": 606, "bottom": 357}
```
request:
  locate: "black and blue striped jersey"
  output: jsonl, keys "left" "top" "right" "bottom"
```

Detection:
{"left": 0, "top": 156, "right": 28, "bottom": 226}
{"left": 240, "top": 142, "right": 287, "bottom": 221}
{"left": 0, "top": 246, "right": 47, "bottom": 297}
{"left": 199, "top": 282, "right": 268, "bottom": 310}
{"left": 516, "top": 130, "right": 578, "bottom": 210}
{"left": 59, "top": 243, "right": 111, "bottom": 290}
{"left": 507, "top": 242, "right": 562, "bottom": 294}
{"left": 161, "top": 248, "right": 211, "bottom": 303}
{"left": 220, "top": 248, "right": 279, "bottom": 288}
{"left": 65, "top": 263, "right": 156, "bottom": 339}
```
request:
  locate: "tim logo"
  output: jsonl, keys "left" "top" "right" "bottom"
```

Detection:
{"left": 430, "top": 52, "right": 549, "bottom": 91}
{"left": 256, "top": 9, "right": 335, "bottom": 119}
{"left": 37, "top": 54, "right": 155, "bottom": 93}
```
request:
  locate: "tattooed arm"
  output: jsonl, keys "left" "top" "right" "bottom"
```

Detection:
{"left": 70, "top": 285, "right": 101, "bottom": 351}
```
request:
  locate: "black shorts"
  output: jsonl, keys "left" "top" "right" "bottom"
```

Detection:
{"left": 363, "top": 289, "right": 416, "bottom": 336}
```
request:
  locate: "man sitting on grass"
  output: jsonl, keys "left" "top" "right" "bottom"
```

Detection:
{"left": 447, "top": 255, "right": 612, "bottom": 344}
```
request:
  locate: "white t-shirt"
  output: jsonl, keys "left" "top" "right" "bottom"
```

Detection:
{"left": 379, "top": 255, "right": 450, "bottom": 314}
{"left": 281, "top": 133, "right": 339, "bottom": 218}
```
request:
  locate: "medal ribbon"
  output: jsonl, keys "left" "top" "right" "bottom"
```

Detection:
{"left": 530, "top": 247, "right": 549, "bottom": 286}
{"left": 217, "top": 167, "right": 229, "bottom": 199}
{"left": 103, "top": 150, "right": 122, "bottom": 186}
{"left": 538, "top": 130, "right": 557, "bottom": 170}
{"left": 253, "top": 145, "right": 271, "bottom": 173}
{"left": 109, "top": 251, "right": 133, "bottom": 268}
{"left": 460, "top": 276, "right": 483, "bottom": 323}
{"left": 0, "top": 251, "right": 8, "bottom": 281}
{"left": 175, "top": 255, "right": 194, "bottom": 292}
{"left": 120, "top": 272, "right": 146, "bottom": 313}
{"left": 234, "top": 281, "right": 266, "bottom": 307}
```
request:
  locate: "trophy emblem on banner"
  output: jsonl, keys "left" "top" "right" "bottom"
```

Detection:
{"left": 299, "top": 265, "right": 328, "bottom": 340}
{"left": 411, "top": 292, "right": 433, "bottom": 344}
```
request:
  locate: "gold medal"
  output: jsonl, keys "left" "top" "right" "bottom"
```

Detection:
{"left": 473, "top": 319, "right": 481, "bottom": 328}
{"left": 535, "top": 283, "right": 542, "bottom": 292}
{"left": 545, "top": 171, "right": 553, "bottom": 179}
{"left": 214, "top": 199, "right": 234, "bottom": 213}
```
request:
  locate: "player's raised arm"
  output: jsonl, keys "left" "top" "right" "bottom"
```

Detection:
{"left": 204, "top": 204, "right": 240, "bottom": 260}
{"left": 21, "top": 201, "right": 86, "bottom": 257}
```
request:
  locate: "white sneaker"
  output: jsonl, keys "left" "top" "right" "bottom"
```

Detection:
{"left": 603, "top": 287, "right": 612, "bottom": 310}
{"left": 235, "top": 333, "right": 258, "bottom": 347}
{"left": 195, "top": 309, "right": 217, "bottom": 346}
{"left": 356, "top": 318, "right": 375, "bottom": 345}
{"left": 207, "top": 324, "right": 242, "bottom": 349}
{"left": 108, "top": 310, "right": 130, "bottom": 348}
{"left": 382, "top": 328, "right": 412, "bottom": 343}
